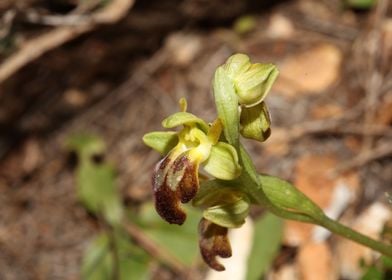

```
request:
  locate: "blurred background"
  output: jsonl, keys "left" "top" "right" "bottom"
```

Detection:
{"left": 0, "top": 0, "right": 391, "bottom": 279}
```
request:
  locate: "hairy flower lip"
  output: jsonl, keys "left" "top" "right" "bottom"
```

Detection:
{"left": 198, "top": 218, "right": 232, "bottom": 271}
{"left": 171, "top": 154, "right": 199, "bottom": 203}
{"left": 152, "top": 152, "right": 199, "bottom": 225}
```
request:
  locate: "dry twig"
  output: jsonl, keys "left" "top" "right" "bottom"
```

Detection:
{"left": 0, "top": 0, "right": 135, "bottom": 84}
{"left": 123, "top": 222, "right": 189, "bottom": 277}
{"left": 290, "top": 12, "right": 359, "bottom": 41}
{"left": 273, "top": 101, "right": 392, "bottom": 142}
{"left": 360, "top": 0, "right": 388, "bottom": 152}
{"left": 0, "top": 9, "right": 16, "bottom": 40}
{"left": 333, "top": 141, "right": 392, "bottom": 174}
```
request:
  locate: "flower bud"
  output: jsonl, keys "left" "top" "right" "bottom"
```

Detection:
{"left": 240, "top": 102, "right": 271, "bottom": 142}
{"left": 223, "top": 53, "right": 251, "bottom": 79}
{"left": 223, "top": 54, "right": 279, "bottom": 107}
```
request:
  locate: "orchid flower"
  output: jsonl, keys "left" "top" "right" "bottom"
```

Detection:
{"left": 143, "top": 99, "right": 241, "bottom": 225}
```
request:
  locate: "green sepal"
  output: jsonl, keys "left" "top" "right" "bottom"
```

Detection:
{"left": 193, "top": 179, "right": 240, "bottom": 207}
{"left": 234, "top": 63, "right": 279, "bottom": 107}
{"left": 259, "top": 174, "right": 324, "bottom": 219}
{"left": 203, "top": 142, "right": 242, "bottom": 180}
{"left": 240, "top": 102, "right": 271, "bottom": 142}
{"left": 203, "top": 197, "right": 250, "bottom": 228}
{"left": 213, "top": 66, "right": 240, "bottom": 146}
{"left": 193, "top": 180, "right": 250, "bottom": 228}
{"left": 162, "top": 112, "right": 209, "bottom": 132}
{"left": 142, "top": 131, "right": 178, "bottom": 155}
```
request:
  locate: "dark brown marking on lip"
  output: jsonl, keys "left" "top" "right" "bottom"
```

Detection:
{"left": 198, "top": 218, "right": 232, "bottom": 271}
{"left": 154, "top": 177, "right": 187, "bottom": 225}
{"left": 152, "top": 152, "right": 200, "bottom": 225}
{"left": 173, "top": 155, "right": 199, "bottom": 203}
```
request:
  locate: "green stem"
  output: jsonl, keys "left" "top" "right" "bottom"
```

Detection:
{"left": 317, "top": 215, "right": 392, "bottom": 257}
{"left": 238, "top": 145, "right": 392, "bottom": 257}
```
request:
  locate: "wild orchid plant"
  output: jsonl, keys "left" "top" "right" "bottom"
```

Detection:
{"left": 143, "top": 54, "right": 392, "bottom": 271}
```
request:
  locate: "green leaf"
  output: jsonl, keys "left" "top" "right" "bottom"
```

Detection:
{"left": 382, "top": 256, "right": 392, "bottom": 268}
{"left": 119, "top": 257, "right": 150, "bottom": 280}
{"left": 142, "top": 131, "right": 178, "bottom": 155}
{"left": 239, "top": 145, "right": 263, "bottom": 188}
{"left": 162, "top": 112, "right": 209, "bottom": 132}
{"left": 136, "top": 203, "right": 200, "bottom": 266}
{"left": 246, "top": 213, "right": 283, "bottom": 280}
{"left": 236, "top": 147, "right": 313, "bottom": 224}
{"left": 115, "top": 231, "right": 151, "bottom": 280}
{"left": 66, "top": 134, "right": 105, "bottom": 159}
{"left": 259, "top": 174, "right": 324, "bottom": 219}
{"left": 213, "top": 66, "right": 240, "bottom": 147}
{"left": 77, "top": 161, "right": 123, "bottom": 226}
{"left": 204, "top": 142, "right": 242, "bottom": 180}
{"left": 82, "top": 232, "right": 151, "bottom": 280}
{"left": 67, "top": 134, "right": 124, "bottom": 226}
{"left": 361, "top": 266, "right": 383, "bottom": 280}
{"left": 82, "top": 234, "right": 114, "bottom": 280}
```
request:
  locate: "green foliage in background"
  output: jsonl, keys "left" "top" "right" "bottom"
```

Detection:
{"left": 344, "top": 0, "right": 377, "bottom": 9}
{"left": 67, "top": 134, "right": 123, "bottom": 226}
{"left": 135, "top": 204, "right": 200, "bottom": 266}
{"left": 361, "top": 256, "right": 392, "bottom": 280}
{"left": 233, "top": 15, "right": 257, "bottom": 35}
{"left": 82, "top": 232, "right": 150, "bottom": 280}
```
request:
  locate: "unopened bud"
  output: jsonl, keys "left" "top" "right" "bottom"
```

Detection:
{"left": 240, "top": 102, "right": 271, "bottom": 142}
